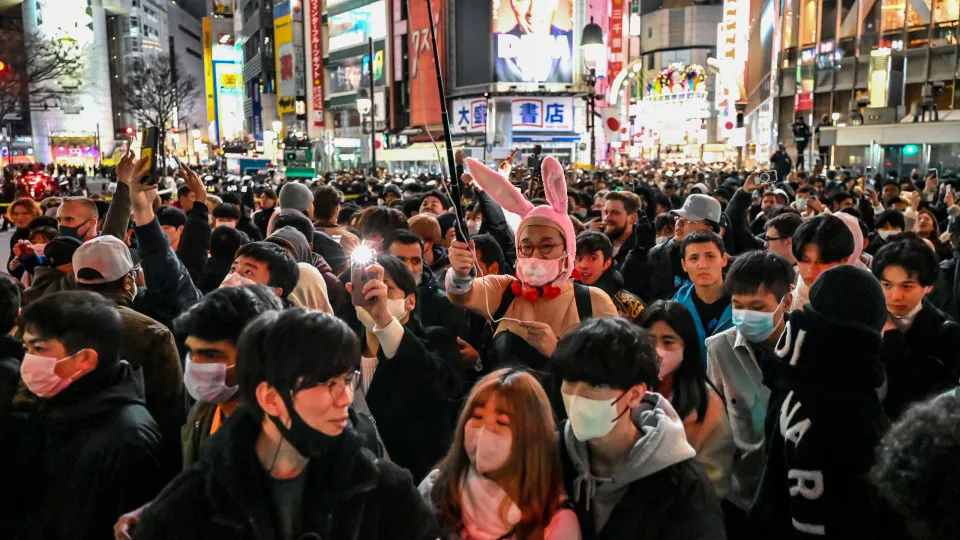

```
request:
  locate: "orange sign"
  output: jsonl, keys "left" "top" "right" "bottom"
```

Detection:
{"left": 408, "top": 0, "right": 445, "bottom": 127}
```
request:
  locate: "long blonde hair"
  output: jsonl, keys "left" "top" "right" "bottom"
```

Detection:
{"left": 431, "top": 369, "right": 565, "bottom": 540}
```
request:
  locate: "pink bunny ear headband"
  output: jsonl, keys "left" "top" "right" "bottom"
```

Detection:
{"left": 464, "top": 156, "right": 576, "bottom": 280}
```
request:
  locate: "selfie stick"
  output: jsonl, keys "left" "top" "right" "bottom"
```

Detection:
{"left": 424, "top": 0, "right": 466, "bottom": 241}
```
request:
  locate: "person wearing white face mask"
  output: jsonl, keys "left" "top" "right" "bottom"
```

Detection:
{"left": 639, "top": 301, "right": 734, "bottom": 498}
{"left": 347, "top": 254, "right": 465, "bottom": 482}
{"left": 704, "top": 250, "right": 794, "bottom": 538}
{"left": 550, "top": 317, "right": 725, "bottom": 539}
{"left": 866, "top": 209, "right": 906, "bottom": 257}
{"left": 418, "top": 369, "right": 581, "bottom": 539}
{"left": 7, "top": 291, "right": 166, "bottom": 540}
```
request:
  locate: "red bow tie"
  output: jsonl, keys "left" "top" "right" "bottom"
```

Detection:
{"left": 511, "top": 280, "right": 561, "bottom": 302}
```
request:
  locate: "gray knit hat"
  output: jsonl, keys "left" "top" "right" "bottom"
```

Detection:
{"left": 279, "top": 182, "right": 314, "bottom": 213}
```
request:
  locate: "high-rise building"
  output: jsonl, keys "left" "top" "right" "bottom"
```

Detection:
{"left": 237, "top": 0, "right": 278, "bottom": 145}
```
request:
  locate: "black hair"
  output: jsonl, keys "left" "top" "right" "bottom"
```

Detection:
{"left": 156, "top": 205, "right": 187, "bottom": 229}
{"left": 237, "top": 309, "right": 360, "bottom": 421}
{"left": 551, "top": 317, "right": 660, "bottom": 391}
{"left": 260, "top": 188, "right": 278, "bottom": 200}
{"left": 766, "top": 213, "right": 803, "bottom": 239}
{"left": 0, "top": 276, "right": 21, "bottom": 334}
{"left": 383, "top": 229, "right": 424, "bottom": 253}
{"left": 792, "top": 214, "right": 854, "bottom": 264}
{"left": 234, "top": 242, "right": 301, "bottom": 299}
{"left": 174, "top": 285, "right": 283, "bottom": 345}
{"left": 29, "top": 226, "right": 59, "bottom": 242}
{"left": 177, "top": 185, "right": 192, "bottom": 199}
{"left": 20, "top": 291, "right": 122, "bottom": 367}
{"left": 362, "top": 207, "right": 408, "bottom": 238}
{"left": 766, "top": 205, "right": 800, "bottom": 220}
{"left": 872, "top": 234, "right": 940, "bottom": 287}
{"left": 871, "top": 393, "right": 960, "bottom": 540}
{"left": 272, "top": 210, "right": 315, "bottom": 241}
{"left": 377, "top": 254, "right": 418, "bottom": 300}
{"left": 655, "top": 194, "right": 674, "bottom": 211}
{"left": 637, "top": 301, "right": 707, "bottom": 422}
{"left": 876, "top": 209, "right": 907, "bottom": 231}
{"left": 312, "top": 185, "right": 343, "bottom": 222}
{"left": 421, "top": 189, "right": 453, "bottom": 211}
{"left": 471, "top": 234, "right": 505, "bottom": 272}
{"left": 213, "top": 203, "right": 241, "bottom": 220}
{"left": 576, "top": 231, "right": 613, "bottom": 261}
{"left": 654, "top": 213, "right": 675, "bottom": 234}
{"left": 681, "top": 230, "right": 726, "bottom": 258}
{"left": 210, "top": 225, "right": 250, "bottom": 259}
{"left": 28, "top": 215, "right": 59, "bottom": 231}
{"left": 725, "top": 249, "right": 796, "bottom": 299}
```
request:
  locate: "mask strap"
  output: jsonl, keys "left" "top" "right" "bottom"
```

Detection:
{"left": 611, "top": 391, "right": 631, "bottom": 424}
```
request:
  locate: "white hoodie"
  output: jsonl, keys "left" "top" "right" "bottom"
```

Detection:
{"left": 563, "top": 392, "right": 696, "bottom": 533}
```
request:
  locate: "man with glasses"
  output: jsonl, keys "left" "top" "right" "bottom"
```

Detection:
{"left": 764, "top": 213, "right": 802, "bottom": 266}
{"left": 624, "top": 193, "right": 723, "bottom": 302}
{"left": 132, "top": 309, "right": 439, "bottom": 539}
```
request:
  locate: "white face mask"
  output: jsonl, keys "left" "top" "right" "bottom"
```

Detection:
{"left": 220, "top": 272, "right": 256, "bottom": 288}
{"left": 183, "top": 354, "right": 239, "bottom": 403}
{"left": 468, "top": 220, "right": 481, "bottom": 236}
{"left": 464, "top": 425, "right": 513, "bottom": 473}
{"left": 878, "top": 229, "right": 900, "bottom": 240}
{"left": 562, "top": 391, "right": 628, "bottom": 441}
{"left": 657, "top": 347, "right": 684, "bottom": 380}
{"left": 355, "top": 297, "right": 410, "bottom": 330}
{"left": 656, "top": 236, "right": 670, "bottom": 245}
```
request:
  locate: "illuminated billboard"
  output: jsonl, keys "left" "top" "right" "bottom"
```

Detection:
{"left": 326, "top": 41, "right": 387, "bottom": 97}
{"left": 329, "top": 1, "right": 387, "bottom": 53}
{"left": 493, "top": 0, "right": 574, "bottom": 83}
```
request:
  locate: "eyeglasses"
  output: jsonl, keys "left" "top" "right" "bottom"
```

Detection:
{"left": 518, "top": 242, "right": 560, "bottom": 257}
{"left": 321, "top": 370, "right": 361, "bottom": 400}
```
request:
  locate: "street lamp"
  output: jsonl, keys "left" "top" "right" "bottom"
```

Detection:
{"left": 356, "top": 87, "right": 375, "bottom": 173}
{"left": 191, "top": 126, "right": 201, "bottom": 165}
{"left": 581, "top": 17, "right": 605, "bottom": 167}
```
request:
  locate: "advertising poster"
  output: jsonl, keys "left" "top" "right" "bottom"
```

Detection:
{"left": 328, "top": 1, "right": 386, "bottom": 53}
{"left": 309, "top": 0, "right": 324, "bottom": 126}
{"left": 212, "top": 0, "right": 234, "bottom": 16}
{"left": 326, "top": 41, "right": 387, "bottom": 96}
{"left": 609, "top": 0, "right": 623, "bottom": 82}
{"left": 408, "top": 0, "right": 444, "bottom": 126}
{"left": 492, "top": 0, "right": 574, "bottom": 83}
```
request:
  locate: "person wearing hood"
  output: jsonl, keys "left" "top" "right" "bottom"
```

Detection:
{"left": 2, "top": 292, "right": 166, "bottom": 540}
{"left": 271, "top": 211, "right": 349, "bottom": 315}
{"left": 447, "top": 157, "right": 617, "bottom": 374}
{"left": 790, "top": 214, "right": 855, "bottom": 310}
{"left": 131, "top": 309, "right": 440, "bottom": 540}
{"left": 746, "top": 265, "right": 890, "bottom": 539}
{"left": 873, "top": 236, "right": 960, "bottom": 420}
{"left": 575, "top": 231, "right": 645, "bottom": 323}
{"left": 202, "top": 226, "right": 250, "bottom": 294}
{"left": 550, "top": 317, "right": 725, "bottom": 539}
{"left": 385, "top": 230, "right": 465, "bottom": 337}
{"left": 251, "top": 187, "right": 277, "bottom": 238}
{"left": 705, "top": 250, "right": 795, "bottom": 538}
{"left": 266, "top": 226, "right": 333, "bottom": 314}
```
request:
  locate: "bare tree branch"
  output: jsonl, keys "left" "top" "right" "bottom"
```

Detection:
{"left": 0, "top": 30, "right": 85, "bottom": 124}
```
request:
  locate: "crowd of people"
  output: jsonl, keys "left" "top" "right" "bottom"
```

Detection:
{"left": 1, "top": 150, "right": 959, "bottom": 540}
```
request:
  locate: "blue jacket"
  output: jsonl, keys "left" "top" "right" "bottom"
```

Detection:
{"left": 674, "top": 282, "right": 734, "bottom": 365}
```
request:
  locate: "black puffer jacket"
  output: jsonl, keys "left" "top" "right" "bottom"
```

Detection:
{"left": 622, "top": 236, "right": 685, "bottom": 302}
{"left": 418, "top": 266, "right": 465, "bottom": 337}
{"left": 3, "top": 362, "right": 166, "bottom": 540}
{"left": 133, "top": 405, "right": 439, "bottom": 540}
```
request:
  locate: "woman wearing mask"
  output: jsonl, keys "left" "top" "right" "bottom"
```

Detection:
{"left": 348, "top": 254, "right": 464, "bottom": 482}
{"left": 420, "top": 369, "right": 581, "bottom": 539}
{"left": 638, "top": 301, "right": 734, "bottom": 496}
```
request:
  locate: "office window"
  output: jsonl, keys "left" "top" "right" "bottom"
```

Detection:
{"left": 880, "top": 0, "right": 906, "bottom": 39}
{"left": 906, "top": 0, "right": 932, "bottom": 47}
{"left": 821, "top": 0, "right": 838, "bottom": 41}
{"left": 934, "top": 0, "right": 959, "bottom": 20}
{"left": 798, "top": 0, "right": 818, "bottom": 46}
{"left": 782, "top": 0, "right": 799, "bottom": 50}
{"left": 839, "top": 0, "right": 859, "bottom": 37}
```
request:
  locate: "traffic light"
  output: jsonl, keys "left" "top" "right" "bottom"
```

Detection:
{"left": 125, "top": 127, "right": 134, "bottom": 135}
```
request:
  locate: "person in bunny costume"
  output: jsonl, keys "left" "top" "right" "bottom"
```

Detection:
{"left": 446, "top": 155, "right": 617, "bottom": 370}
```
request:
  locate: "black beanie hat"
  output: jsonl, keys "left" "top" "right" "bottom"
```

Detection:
{"left": 808, "top": 265, "right": 887, "bottom": 332}
{"left": 44, "top": 236, "right": 83, "bottom": 268}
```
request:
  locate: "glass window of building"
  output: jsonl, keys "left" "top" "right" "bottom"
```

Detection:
{"left": 840, "top": 0, "right": 859, "bottom": 37}
{"left": 783, "top": 0, "right": 800, "bottom": 51}
{"left": 861, "top": 0, "right": 883, "bottom": 52}
{"left": 932, "top": 0, "right": 959, "bottom": 46}
{"left": 905, "top": 0, "right": 932, "bottom": 47}
{"left": 880, "top": 0, "right": 907, "bottom": 45}
{"left": 822, "top": 0, "right": 839, "bottom": 41}
{"left": 799, "top": 0, "right": 819, "bottom": 46}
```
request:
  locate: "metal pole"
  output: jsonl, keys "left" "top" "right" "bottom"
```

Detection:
{"left": 368, "top": 37, "right": 377, "bottom": 176}
{"left": 95, "top": 123, "right": 101, "bottom": 169}
{"left": 424, "top": 0, "right": 466, "bottom": 236}
{"left": 589, "top": 68, "right": 596, "bottom": 167}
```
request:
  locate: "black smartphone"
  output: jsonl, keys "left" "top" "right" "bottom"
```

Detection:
{"left": 140, "top": 127, "right": 160, "bottom": 186}
{"left": 928, "top": 168, "right": 939, "bottom": 179}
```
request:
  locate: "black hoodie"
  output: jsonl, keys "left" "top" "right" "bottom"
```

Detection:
{"left": 746, "top": 308, "right": 890, "bottom": 539}
{"left": 586, "top": 267, "right": 645, "bottom": 322}
{"left": 3, "top": 361, "right": 165, "bottom": 540}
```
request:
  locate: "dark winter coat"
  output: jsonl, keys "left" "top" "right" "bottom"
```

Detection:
{"left": 177, "top": 202, "right": 212, "bottom": 288}
{"left": 131, "top": 216, "right": 202, "bottom": 329}
{"left": 366, "top": 319, "right": 464, "bottom": 483}
{"left": 3, "top": 362, "right": 166, "bottom": 540}
{"left": 881, "top": 300, "right": 960, "bottom": 420}
{"left": 724, "top": 188, "right": 766, "bottom": 255}
{"left": 746, "top": 308, "right": 890, "bottom": 539}
{"left": 930, "top": 255, "right": 960, "bottom": 321}
{"left": 622, "top": 236, "right": 685, "bottom": 303}
{"left": 418, "top": 266, "right": 465, "bottom": 337}
{"left": 133, "top": 405, "right": 440, "bottom": 540}
{"left": 21, "top": 266, "right": 75, "bottom": 305}
{"left": 611, "top": 218, "right": 656, "bottom": 272}
{"left": 7, "top": 226, "right": 30, "bottom": 280}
